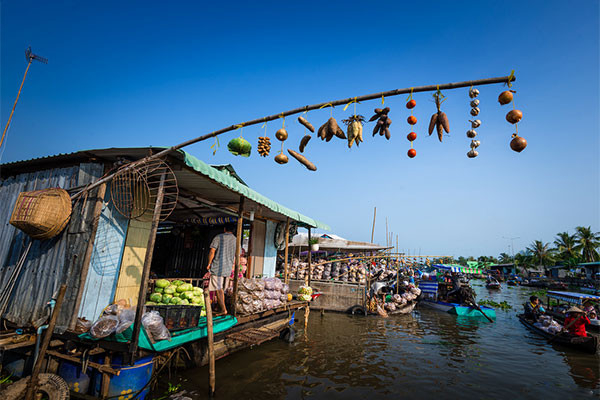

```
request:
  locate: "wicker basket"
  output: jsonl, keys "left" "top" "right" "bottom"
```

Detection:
{"left": 9, "top": 188, "right": 72, "bottom": 240}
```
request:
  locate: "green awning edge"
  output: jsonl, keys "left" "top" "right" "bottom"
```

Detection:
{"left": 176, "top": 149, "right": 330, "bottom": 230}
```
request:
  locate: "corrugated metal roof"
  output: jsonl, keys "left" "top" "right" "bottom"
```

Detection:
{"left": 1, "top": 147, "right": 329, "bottom": 230}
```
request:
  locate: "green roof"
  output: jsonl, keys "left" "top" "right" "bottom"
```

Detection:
{"left": 176, "top": 149, "right": 329, "bottom": 230}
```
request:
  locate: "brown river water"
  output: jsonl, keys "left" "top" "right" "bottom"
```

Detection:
{"left": 156, "top": 282, "right": 599, "bottom": 399}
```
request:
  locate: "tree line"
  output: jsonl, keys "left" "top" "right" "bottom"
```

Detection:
{"left": 453, "top": 226, "right": 599, "bottom": 270}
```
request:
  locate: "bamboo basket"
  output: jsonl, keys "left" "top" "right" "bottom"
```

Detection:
{"left": 9, "top": 188, "right": 72, "bottom": 240}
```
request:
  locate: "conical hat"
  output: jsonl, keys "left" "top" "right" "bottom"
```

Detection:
{"left": 567, "top": 306, "right": 584, "bottom": 313}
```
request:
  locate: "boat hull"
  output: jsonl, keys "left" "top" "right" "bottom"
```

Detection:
{"left": 420, "top": 300, "right": 496, "bottom": 319}
{"left": 517, "top": 314, "right": 598, "bottom": 354}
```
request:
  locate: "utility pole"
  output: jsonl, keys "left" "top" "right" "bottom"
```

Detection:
{"left": 502, "top": 236, "right": 520, "bottom": 260}
{"left": 0, "top": 47, "right": 48, "bottom": 151}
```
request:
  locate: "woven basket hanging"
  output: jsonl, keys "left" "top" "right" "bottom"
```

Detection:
{"left": 9, "top": 188, "right": 72, "bottom": 240}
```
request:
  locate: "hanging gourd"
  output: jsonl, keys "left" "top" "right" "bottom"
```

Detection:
{"left": 405, "top": 89, "right": 417, "bottom": 157}
{"left": 500, "top": 72, "right": 527, "bottom": 152}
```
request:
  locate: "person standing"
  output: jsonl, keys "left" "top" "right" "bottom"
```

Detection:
{"left": 205, "top": 223, "right": 237, "bottom": 315}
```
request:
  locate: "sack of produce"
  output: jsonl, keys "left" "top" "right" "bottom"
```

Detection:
{"left": 239, "top": 292, "right": 253, "bottom": 305}
{"left": 392, "top": 294, "right": 403, "bottom": 303}
{"left": 142, "top": 311, "right": 171, "bottom": 341}
{"left": 74, "top": 318, "right": 93, "bottom": 334}
{"left": 115, "top": 308, "right": 136, "bottom": 334}
{"left": 90, "top": 315, "right": 119, "bottom": 338}
{"left": 264, "top": 277, "right": 276, "bottom": 290}
{"left": 298, "top": 294, "right": 312, "bottom": 302}
{"left": 281, "top": 283, "right": 289, "bottom": 294}
{"left": 280, "top": 294, "right": 288, "bottom": 302}
{"left": 265, "top": 290, "right": 279, "bottom": 300}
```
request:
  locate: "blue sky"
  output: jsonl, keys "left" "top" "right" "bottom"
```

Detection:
{"left": 1, "top": 1, "right": 598, "bottom": 257}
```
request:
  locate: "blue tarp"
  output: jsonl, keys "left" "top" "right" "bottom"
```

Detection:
{"left": 546, "top": 291, "right": 600, "bottom": 304}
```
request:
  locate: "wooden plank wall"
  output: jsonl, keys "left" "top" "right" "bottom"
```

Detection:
{"left": 113, "top": 218, "right": 152, "bottom": 306}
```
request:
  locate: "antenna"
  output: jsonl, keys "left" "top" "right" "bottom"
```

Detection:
{"left": 0, "top": 47, "right": 48, "bottom": 151}
{"left": 25, "top": 46, "right": 48, "bottom": 64}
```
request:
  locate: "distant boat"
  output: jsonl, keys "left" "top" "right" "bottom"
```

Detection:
{"left": 486, "top": 278, "right": 501, "bottom": 290}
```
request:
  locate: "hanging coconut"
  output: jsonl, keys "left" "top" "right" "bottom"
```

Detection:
{"left": 510, "top": 134, "right": 527, "bottom": 152}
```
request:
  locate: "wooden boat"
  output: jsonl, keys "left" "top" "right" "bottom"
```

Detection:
{"left": 517, "top": 314, "right": 598, "bottom": 354}
{"left": 486, "top": 281, "right": 501, "bottom": 290}
{"left": 544, "top": 291, "right": 600, "bottom": 333}
{"left": 507, "top": 279, "right": 518, "bottom": 286}
{"left": 420, "top": 299, "right": 496, "bottom": 319}
{"left": 389, "top": 301, "right": 417, "bottom": 315}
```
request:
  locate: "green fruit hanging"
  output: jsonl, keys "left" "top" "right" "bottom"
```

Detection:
{"left": 227, "top": 137, "right": 252, "bottom": 157}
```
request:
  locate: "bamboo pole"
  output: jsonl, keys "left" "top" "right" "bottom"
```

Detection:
{"left": 283, "top": 217, "right": 290, "bottom": 285}
{"left": 129, "top": 173, "right": 166, "bottom": 355}
{"left": 0, "top": 59, "right": 32, "bottom": 150}
{"left": 71, "top": 74, "right": 516, "bottom": 200}
{"left": 25, "top": 284, "right": 67, "bottom": 400}
{"left": 371, "top": 207, "right": 376, "bottom": 243}
{"left": 232, "top": 197, "right": 245, "bottom": 318}
{"left": 203, "top": 287, "right": 216, "bottom": 397}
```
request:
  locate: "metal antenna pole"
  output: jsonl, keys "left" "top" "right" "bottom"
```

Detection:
{"left": 502, "top": 236, "right": 520, "bottom": 260}
{"left": 0, "top": 47, "right": 48, "bottom": 150}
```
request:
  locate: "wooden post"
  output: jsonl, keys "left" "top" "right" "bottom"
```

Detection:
{"left": 283, "top": 218, "right": 290, "bottom": 285}
{"left": 25, "top": 284, "right": 67, "bottom": 400}
{"left": 307, "top": 227, "right": 312, "bottom": 287}
{"left": 371, "top": 207, "right": 376, "bottom": 243}
{"left": 100, "top": 354, "right": 111, "bottom": 398}
{"left": 129, "top": 173, "right": 166, "bottom": 355}
{"left": 203, "top": 288, "right": 216, "bottom": 397}
{"left": 246, "top": 221, "right": 254, "bottom": 278}
{"left": 232, "top": 197, "right": 245, "bottom": 318}
{"left": 70, "top": 182, "right": 107, "bottom": 330}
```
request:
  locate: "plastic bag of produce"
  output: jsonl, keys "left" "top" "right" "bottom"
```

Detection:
{"left": 90, "top": 315, "right": 119, "bottom": 338}
{"left": 411, "top": 287, "right": 421, "bottom": 296}
{"left": 255, "top": 279, "right": 265, "bottom": 291}
{"left": 74, "top": 318, "right": 92, "bottom": 334}
{"left": 272, "top": 299, "right": 282, "bottom": 308}
{"left": 251, "top": 290, "right": 265, "bottom": 301}
{"left": 281, "top": 284, "right": 289, "bottom": 294}
{"left": 298, "top": 294, "right": 312, "bottom": 302}
{"left": 298, "top": 286, "right": 313, "bottom": 296}
{"left": 251, "top": 299, "right": 264, "bottom": 313}
{"left": 142, "top": 311, "right": 171, "bottom": 341}
{"left": 263, "top": 299, "right": 274, "bottom": 310}
{"left": 280, "top": 294, "right": 288, "bottom": 302}
{"left": 265, "top": 290, "right": 280, "bottom": 300}
{"left": 116, "top": 308, "right": 136, "bottom": 334}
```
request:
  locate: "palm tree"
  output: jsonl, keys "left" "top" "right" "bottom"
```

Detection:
{"left": 499, "top": 252, "right": 512, "bottom": 263}
{"left": 553, "top": 231, "right": 578, "bottom": 262}
{"left": 575, "top": 226, "right": 600, "bottom": 262}
{"left": 526, "top": 240, "right": 554, "bottom": 269}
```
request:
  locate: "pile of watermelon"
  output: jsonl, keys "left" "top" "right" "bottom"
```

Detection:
{"left": 146, "top": 279, "right": 205, "bottom": 307}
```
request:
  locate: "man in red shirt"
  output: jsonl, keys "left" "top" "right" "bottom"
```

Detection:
{"left": 564, "top": 306, "right": 591, "bottom": 337}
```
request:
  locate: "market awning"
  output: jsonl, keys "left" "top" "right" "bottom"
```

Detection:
{"left": 433, "top": 264, "right": 483, "bottom": 274}
{"left": 546, "top": 291, "right": 600, "bottom": 305}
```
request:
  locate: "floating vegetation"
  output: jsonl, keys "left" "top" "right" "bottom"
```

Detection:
{"left": 479, "top": 300, "right": 513, "bottom": 310}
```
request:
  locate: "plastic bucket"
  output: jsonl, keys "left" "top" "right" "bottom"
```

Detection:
{"left": 92, "top": 355, "right": 154, "bottom": 400}
{"left": 58, "top": 361, "right": 91, "bottom": 394}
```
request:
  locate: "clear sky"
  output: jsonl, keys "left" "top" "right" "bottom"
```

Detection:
{"left": 1, "top": 1, "right": 598, "bottom": 258}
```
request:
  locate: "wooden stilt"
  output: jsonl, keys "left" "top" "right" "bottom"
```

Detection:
{"left": 232, "top": 197, "right": 245, "bottom": 318}
{"left": 203, "top": 288, "right": 216, "bottom": 397}
{"left": 283, "top": 218, "right": 290, "bottom": 285}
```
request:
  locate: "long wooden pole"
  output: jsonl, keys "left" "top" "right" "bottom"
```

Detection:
{"left": 371, "top": 207, "right": 376, "bottom": 244}
{"left": 283, "top": 217, "right": 290, "bottom": 285}
{"left": 203, "top": 286, "right": 216, "bottom": 397}
{"left": 232, "top": 197, "right": 245, "bottom": 318}
{"left": 25, "top": 284, "right": 67, "bottom": 400}
{"left": 71, "top": 74, "right": 516, "bottom": 200}
{"left": 0, "top": 60, "right": 32, "bottom": 150}
{"left": 129, "top": 173, "right": 166, "bottom": 355}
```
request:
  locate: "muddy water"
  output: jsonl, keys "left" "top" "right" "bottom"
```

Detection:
{"left": 160, "top": 283, "right": 599, "bottom": 399}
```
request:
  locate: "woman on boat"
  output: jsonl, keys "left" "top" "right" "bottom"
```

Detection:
{"left": 563, "top": 307, "right": 591, "bottom": 337}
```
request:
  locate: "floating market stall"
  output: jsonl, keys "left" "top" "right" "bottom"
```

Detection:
{"left": 0, "top": 70, "right": 523, "bottom": 397}
{"left": 0, "top": 147, "right": 326, "bottom": 398}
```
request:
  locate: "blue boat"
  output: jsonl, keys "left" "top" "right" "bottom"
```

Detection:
{"left": 418, "top": 265, "right": 496, "bottom": 320}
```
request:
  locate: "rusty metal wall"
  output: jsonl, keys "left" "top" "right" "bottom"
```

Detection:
{"left": 0, "top": 163, "right": 103, "bottom": 332}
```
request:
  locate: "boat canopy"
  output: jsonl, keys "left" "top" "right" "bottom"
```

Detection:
{"left": 433, "top": 264, "right": 483, "bottom": 274}
{"left": 546, "top": 291, "right": 600, "bottom": 305}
